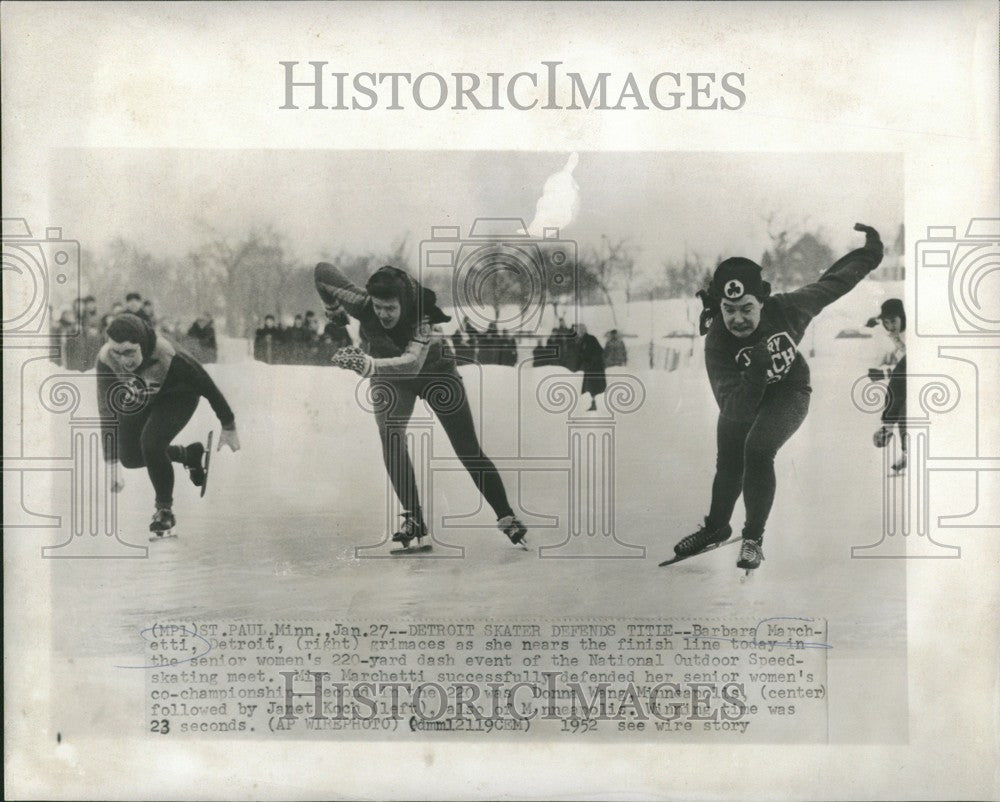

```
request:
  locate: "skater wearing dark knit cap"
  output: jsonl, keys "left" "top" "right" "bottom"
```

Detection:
{"left": 96, "top": 313, "right": 240, "bottom": 535}
{"left": 674, "top": 223, "right": 884, "bottom": 571}
{"left": 315, "top": 262, "right": 527, "bottom": 550}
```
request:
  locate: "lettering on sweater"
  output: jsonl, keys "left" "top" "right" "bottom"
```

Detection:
{"left": 736, "top": 332, "right": 797, "bottom": 384}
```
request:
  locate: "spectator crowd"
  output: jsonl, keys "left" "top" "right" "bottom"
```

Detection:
{"left": 253, "top": 308, "right": 354, "bottom": 365}
{"left": 51, "top": 291, "right": 218, "bottom": 371}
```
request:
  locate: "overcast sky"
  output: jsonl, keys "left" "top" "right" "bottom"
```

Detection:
{"left": 52, "top": 149, "right": 902, "bottom": 276}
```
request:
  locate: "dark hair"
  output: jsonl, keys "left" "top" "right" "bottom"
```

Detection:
{"left": 366, "top": 267, "right": 409, "bottom": 303}
{"left": 126, "top": 292, "right": 141, "bottom": 301}
{"left": 106, "top": 313, "right": 157, "bottom": 361}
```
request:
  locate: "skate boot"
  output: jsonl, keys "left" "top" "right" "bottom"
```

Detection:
{"left": 498, "top": 514, "right": 528, "bottom": 547}
{"left": 149, "top": 506, "right": 176, "bottom": 536}
{"left": 184, "top": 442, "right": 207, "bottom": 487}
{"left": 736, "top": 538, "right": 764, "bottom": 571}
{"left": 390, "top": 512, "right": 430, "bottom": 553}
{"left": 674, "top": 518, "right": 733, "bottom": 557}
{"left": 890, "top": 453, "right": 907, "bottom": 475}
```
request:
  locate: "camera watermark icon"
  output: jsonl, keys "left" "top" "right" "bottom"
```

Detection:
{"left": 418, "top": 217, "right": 579, "bottom": 337}
{"left": 1, "top": 218, "right": 80, "bottom": 337}
{"left": 914, "top": 218, "right": 999, "bottom": 337}
{"left": 2, "top": 219, "right": 140, "bottom": 558}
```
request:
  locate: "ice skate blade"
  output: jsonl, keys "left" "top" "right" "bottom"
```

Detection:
{"left": 390, "top": 543, "right": 433, "bottom": 556}
{"left": 200, "top": 430, "right": 214, "bottom": 498}
{"left": 658, "top": 535, "right": 740, "bottom": 567}
{"left": 740, "top": 569, "right": 755, "bottom": 583}
{"left": 149, "top": 529, "right": 177, "bottom": 542}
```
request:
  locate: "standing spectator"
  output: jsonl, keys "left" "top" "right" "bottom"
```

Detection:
{"left": 83, "top": 295, "right": 99, "bottom": 325}
{"left": 450, "top": 329, "right": 466, "bottom": 364}
{"left": 481, "top": 321, "right": 499, "bottom": 365}
{"left": 304, "top": 310, "right": 320, "bottom": 336}
{"left": 532, "top": 337, "right": 548, "bottom": 367}
{"left": 125, "top": 292, "right": 147, "bottom": 321}
{"left": 289, "top": 314, "right": 309, "bottom": 364}
{"left": 504, "top": 330, "right": 519, "bottom": 365}
{"left": 187, "top": 313, "right": 218, "bottom": 364}
{"left": 303, "top": 310, "right": 322, "bottom": 363}
{"left": 462, "top": 316, "right": 480, "bottom": 364}
{"left": 575, "top": 324, "right": 607, "bottom": 412}
{"left": 142, "top": 300, "right": 157, "bottom": 327}
{"left": 604, "top": 329, "right": 628, "bottom": 367}
{"left": 52, "top": 309, "right": 75, "bottom": 366}
{"left": 255, "top": 315, "right": 279, "bottom": 363}
{"left": 64, "top": 297, "right": 101, "bottom": 371}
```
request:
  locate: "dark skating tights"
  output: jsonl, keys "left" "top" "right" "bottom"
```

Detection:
{"left": 372, "top": 374, "right": 514, "bottom": 522}
{"left": 115, "top": 392, "right": 200, "bottom": 507}
{"left": 707, "top": 384, "right": 810, "bottom": 542}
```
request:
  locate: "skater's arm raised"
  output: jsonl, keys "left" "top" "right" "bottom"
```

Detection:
{"left": 315, "top": 262, "right": 369, "bottom": 319}
{"left": 781, "top": 223, "right": 884, "bottom": 327}
{"left": 705, "top": 337, "right": 770, "bottom": 421}
{"left": 169, "top": 354, "right": 236, "bottom": 429}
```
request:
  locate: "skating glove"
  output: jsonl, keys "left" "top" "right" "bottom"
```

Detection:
{"left": 331, "top": 346, "right": 373, "bottom": 377}
{"left": 853, "top": 222, "right": 882, "bottom": 249}
{"left": 105, "top": 461, "right": 125, "bottom": 493}
{"left": 218, "top": 426, "right": 241, "bottom": 452}
{"left": 873, "top": 426, "right": 893, "bottom": 448}
{"left": 868, "top": 367, "right": 888, "bottom": 382}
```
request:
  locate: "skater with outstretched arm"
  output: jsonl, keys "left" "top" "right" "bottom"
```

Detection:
{"left": 96, "top": 314, "right": 240, "bottom": 535}
{"left": 672, "top": 223, "right": 883, "bottom": 571}
{"left": 314, "top": 262, "right": 527, "bottom": 551}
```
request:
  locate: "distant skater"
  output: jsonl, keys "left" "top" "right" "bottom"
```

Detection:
{"left": 315, "top": 262, "right": 527, "bottom": 551}
{"left": 673, "top": 223, "right": 884, "bottom": 571}
{"left": 97, "top": 313, "right": 240, "bottom": 534}
{"left": 865, "top": 298, "right": 907, "bottom": 474}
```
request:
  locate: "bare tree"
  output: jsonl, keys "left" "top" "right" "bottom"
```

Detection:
{"left": 577, "top": 236, "right": 636, "bottom": 328}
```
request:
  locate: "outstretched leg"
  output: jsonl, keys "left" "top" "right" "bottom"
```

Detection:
{"left": 423, "top": 373, "right": 514, "bottom": 521}
{"left": 707, "top": 414, "right": 753, "bottom": 529}
{"left": 740, "top": 387, "right": 810, "bottom": 542}
{"left": 372, "top": 381, "right": 421, "bottom": 517}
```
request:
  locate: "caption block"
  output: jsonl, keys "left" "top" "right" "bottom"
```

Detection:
{"left": 144, "top": 618, "right": 829, "bottom": 741}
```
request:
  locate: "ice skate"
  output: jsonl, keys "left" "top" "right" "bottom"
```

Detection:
{"left": 888, "top": 453, "right": 907, "bottom": 477}
{"left": 736, "top": 538, "right": 764, "bottom": 573}
{"left": 673, "top": 519, "right": 734, "bottom": 557}
{"left": 498, "top": 515, "right": 528, "bottom": 549}
{"left": 390, "top": 512, "right": 432, "bottom": 555}
{"left": 148, "top": 506, "right": 177, "bottom": 540}
{"left": 184, "top": 442, "right": 207, "bottom": 487}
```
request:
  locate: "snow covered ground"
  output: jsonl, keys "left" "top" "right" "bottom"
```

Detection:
{"left": 47, "top": 287, "right": 908, "bottom": 741}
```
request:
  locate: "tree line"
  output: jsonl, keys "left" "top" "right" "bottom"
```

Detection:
{"left": 68, "top": 220, "right": 904, "bottom": 337}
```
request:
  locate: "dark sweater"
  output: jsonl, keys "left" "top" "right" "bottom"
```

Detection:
{"left": 96, "top": 337, "right": 235, "bottom": 459}
{"left": 705, "top": 235, "right": 883, "bottom": 421}
{"left": 314, "top": 262, "right": 453, "bottom": 378}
